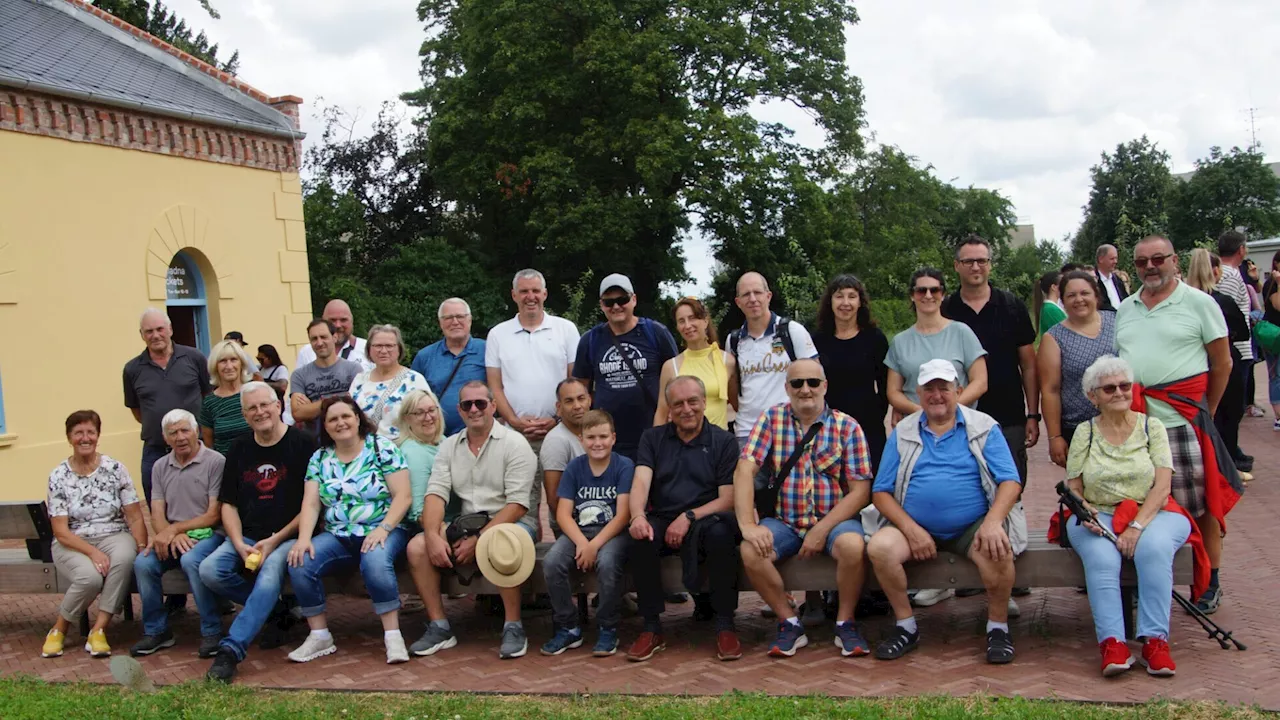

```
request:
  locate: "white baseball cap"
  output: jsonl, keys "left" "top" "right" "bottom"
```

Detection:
{"left": 917, "top": 359, "right": 959, "bottom": 386}
{"left": 599, "top": 273, "right": 634, "bottom": 297}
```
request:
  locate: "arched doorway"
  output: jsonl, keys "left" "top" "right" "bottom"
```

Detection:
{"left": 165, "top": 250, "right": 211, "bottom": 354}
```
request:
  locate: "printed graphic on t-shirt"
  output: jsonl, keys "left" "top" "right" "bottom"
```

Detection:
{"left": 575, "top": 484, "right": 619, "bottom": 526}
{"left": 598, "top": 343, "right": 649, "bottom": 390}
{"left": 739, "top": 342, "right": 791, "bottom": 380}
{"left": 245, "top": 463, "right": 287, "bottom": 501}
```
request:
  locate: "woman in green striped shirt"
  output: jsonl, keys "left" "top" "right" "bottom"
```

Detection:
{"left": 200, "top": 340, "right": 254, "bottom": 454}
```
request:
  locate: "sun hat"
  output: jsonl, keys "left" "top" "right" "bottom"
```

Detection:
{"left": 475, "top": 523, "right": 536, "bottom": 588}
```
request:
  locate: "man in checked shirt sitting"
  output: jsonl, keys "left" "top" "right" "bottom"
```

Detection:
{"left": 734, "top": 358, "right": 874, "bottom": 659}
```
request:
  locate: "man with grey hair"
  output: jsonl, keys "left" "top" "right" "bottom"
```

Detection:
{"left": 124, "top": 308, "right": 210, "bottom": 506}
{"left": 411, "top": 297, "right": 487, "bottom": 436}
{"left": 1094, "top": 244, "right": 1127, "bottom": 311}
{"left": 131, "top": 408, "right": 226, "bottom": 658}
{"left": 295, "top": 299, "right": 373, "bottom": 371}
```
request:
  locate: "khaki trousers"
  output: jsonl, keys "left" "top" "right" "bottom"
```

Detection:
{"left": 52, "top": 532, "right": 137, "bottom": 623}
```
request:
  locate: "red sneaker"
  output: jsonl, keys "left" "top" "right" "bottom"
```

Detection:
{"left": 626, "top": 632, "right": 665, "bottom": 663}
{"left": 1140, "top": 637, "right": 1176, "bottom": 677}
{"left": 1099, "top": 637, "right": 1133, "bottom": 677}
{"left": 716, "top": 630, "right": 742, "bottom": 661}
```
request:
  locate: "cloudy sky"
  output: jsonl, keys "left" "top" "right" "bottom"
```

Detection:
{"left": 169, "top": 0, "right": 1280, "bottom": 289}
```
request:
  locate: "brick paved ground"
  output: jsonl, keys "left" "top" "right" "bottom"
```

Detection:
{"left": 3, "top": 372, "right": 1278, "bottom": 706}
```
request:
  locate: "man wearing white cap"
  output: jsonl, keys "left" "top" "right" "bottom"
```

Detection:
{"left": 574, "top": 273, "right": 679, "bottom": 459}
{"left": 862, "top": 359, "right": 1027, "bottom": 665}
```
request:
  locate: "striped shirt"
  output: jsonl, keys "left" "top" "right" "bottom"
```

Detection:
{"left": 1216, "top": 264, "right": 1253, "bottom": 361}
{"left": 742, "top": 403, "right": 872, "bottom": 531}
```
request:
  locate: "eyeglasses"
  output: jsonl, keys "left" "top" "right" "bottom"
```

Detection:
{"left": 957, "top": 258, "right": 991, "bottom": 267}
{"left": 788, "top": 378, "right": 823, "bottom": 389}
{"left": 912, "top": 286, "right": 944, "bottom": 297}
{"left": 439, "top": 313, "right": 470, "bottom": 323}
{"left": 459, "top": 399, "right": 490, "bottom": 412}
{"left": 601, "top": 294, "right": 631, "bottom": 308}
{"left": 1097, "top": 382, "right": 1133, "bottom": 395}
{"left": 244, "top": 401, "right": 277, "bottom": 414}
{"left": 408, "top": 407, "right": 438, "bottom": 418}
{"left": 369, "top": 343, "right": 398, "bottom": 351}
{"left": 1134, "top": 254, "right": 1173, "bottom": 269}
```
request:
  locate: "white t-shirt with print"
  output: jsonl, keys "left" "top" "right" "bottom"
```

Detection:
{"left": 485, "top": 314, "right": 580, "bottom": 418}
{"left": 733, "top": 314, "right": 819, "bottom": 441}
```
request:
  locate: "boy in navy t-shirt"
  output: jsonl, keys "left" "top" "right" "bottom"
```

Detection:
{"left": 540, "top": 410, "right": 634, "bottom": 657}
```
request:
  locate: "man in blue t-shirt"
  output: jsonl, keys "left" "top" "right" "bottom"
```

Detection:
{"left": 539, "top": 410, "right": 634, "bottom": 658}
{"left": 864, "top": 359, "right": 1026, "bottom": 666}
{"left": 409, "top": 297, "right": 487, "bottom": 435}
{"left": 573, "top": 273, "right": 679, "bottom": 459}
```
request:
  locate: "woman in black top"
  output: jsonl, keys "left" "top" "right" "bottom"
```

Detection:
{"left": 813, "top": 274, "right": 890, "bottom": 471}
{"left": 1261, "top": 255, "right": 1280, "bottom": 423}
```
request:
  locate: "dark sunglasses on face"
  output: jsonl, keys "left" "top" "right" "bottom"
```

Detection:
{"left": 459, "top": 399, "right": 490, "bottom": 412}
{"left": 601, "top": 294, "right": 631, "bottom": 308}
{"left": 912, "top": 286, "right": 943, "bottom": 297}
{"left": 1134, "top": 254, "right": 1173, "bottom": 269}
{"left": 789, "top": 378, "right": 823, "bottom": 389}
{"left": 1097, "top": 382, "right": 1133, "bottom": 395}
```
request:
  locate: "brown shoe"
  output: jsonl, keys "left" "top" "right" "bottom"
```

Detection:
{"left": 715, "top": 630, "right": 742, "bottom": 661}
{"left": 626, "top": 631, "right": 665, "bottom": 662}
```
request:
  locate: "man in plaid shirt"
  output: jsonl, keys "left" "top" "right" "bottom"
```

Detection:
{"left": 734, "top": 358, "right": 874, "bottom": 658}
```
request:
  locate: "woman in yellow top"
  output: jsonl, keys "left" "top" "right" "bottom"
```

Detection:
{"left": 653, "top": 297, "right": 736, "bottom": 429}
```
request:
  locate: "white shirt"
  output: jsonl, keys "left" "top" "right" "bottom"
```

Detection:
{"left": 1098, "top": 271, "right": 1122, "bottom": 309}
{"left": 296, "top": 336, "right": 373, "bottom": 372}
{"left": 485, "top": 313, "right": 580, "bottom": 418}
{"left": 733, "top": 314, "right": 818, "bottom": 441}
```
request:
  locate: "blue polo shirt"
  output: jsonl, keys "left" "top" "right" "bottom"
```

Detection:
{"left": 410, "top": 337, "right": 487, "bottom": 435}
{"left": 873, "top": 412, "right": 1020, "bottom": 539}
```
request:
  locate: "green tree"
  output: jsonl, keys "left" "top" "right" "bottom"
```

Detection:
{"left": 93, "top": 0, "right": 239, "bottom": 74}
{"left": 1168, "top": 145, "right": 1280, "bottom": 247}
{"left": 1073, "top": 136, "right": 1174, "bottom": 262}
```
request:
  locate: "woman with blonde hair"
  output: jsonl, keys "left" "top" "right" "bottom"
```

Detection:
{"left": 653, "top": 297, "right": 736, "bottom": 429}
{"left": 200, "top": 339, "right": 255, "bottom": 453}
{"left": 395, "top": 388, "right": 449, "bottom": 527}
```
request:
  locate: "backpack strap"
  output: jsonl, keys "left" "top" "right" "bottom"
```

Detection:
{"left": 777, "top": 316, "right": 797, "bottom": 361}
{"left": 728, "top": 327, "right": 742, "bottom": 391}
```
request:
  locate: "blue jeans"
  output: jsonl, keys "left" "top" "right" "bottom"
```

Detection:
{"left": 543, "top": 527, "right": 628, "bottom": 629}
{"left": 287, "top": 529, "right": 409, "bottom": 617}
{"left": 761, "top": 517, "right": 864, "bottom": 560}
{"left": 198, "top": 535, "right": 296, "bottom": 661}
{"left": 1066, "top": 510, "right": 1191, "bottom": 642}
{"left": 1265, "top": 349, "right": 1280, "bottom": 405}
{"left": 133, "top": 534, "right": 224, "bottom": 637}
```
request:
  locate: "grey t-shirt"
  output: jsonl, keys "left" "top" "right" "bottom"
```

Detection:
{"left": 151, "top": 445, "right": 224, "bottom": 523}
{"left": 885, "top": 321, "right": 987, "bottom": 405}
{"left": 290, "top": 359, "right": 363, "bottom": 430}
{"left": 539, "top": 422, "right": 585, "bottom": 472}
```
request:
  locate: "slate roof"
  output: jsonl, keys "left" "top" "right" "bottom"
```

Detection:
{"left": 0, "top": 0, "right": 300, "bottom": 138}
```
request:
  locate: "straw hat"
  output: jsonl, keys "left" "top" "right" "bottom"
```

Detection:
{"left": 475, "top": 523, "right": 536, "bottom": 588}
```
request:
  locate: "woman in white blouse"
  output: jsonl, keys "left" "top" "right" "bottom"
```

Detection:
{"left": 349, "top": 324, "right": 431, "bottom": 441}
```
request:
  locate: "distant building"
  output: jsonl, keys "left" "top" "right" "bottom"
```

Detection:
{"left": 1007, "top": 224, "right": 1036, "bottom": 249}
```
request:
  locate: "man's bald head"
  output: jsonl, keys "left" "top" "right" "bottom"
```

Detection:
{"left": 786, "top": 358, "right": 825, "bottom": 381}
{"left": 1135, "top": 235, "right": 1174, "bottom": 255}
{"left": 734, "top": 271, "right": 772, "bottom": 322}
{"left": 322, "top": 299, "right": 355, "bottom": 345}
{"left": 736, "top": 271, "right": 770, "bottom": 296}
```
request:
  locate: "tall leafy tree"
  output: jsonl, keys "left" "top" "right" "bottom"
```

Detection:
{"left": 1073, "top": 136, "right": 1174, "bottom": 261}
{"left": 93, "top": 0, "right": 239, "bottom": 74}
{"left": 1168, "top": 145, "right": 1280, "bottom": 247}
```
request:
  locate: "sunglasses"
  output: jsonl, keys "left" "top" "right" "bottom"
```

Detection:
{"left": 601, "top": 294, "right": 631, "bottom": 308}
{"left": 912, "top": 286, "right": 943, "bottom": 296}
{"left": 1097, "top": 382, "right": 1133, "bottom": 395}
{"left": 1134, "top": 254, "right": 1173, "bottom": 269}
{"left": 459, "top": 399, "right": 490, "bottom": 412}
{"left": 788, "top": 378, "right": 823, "bottom": 389}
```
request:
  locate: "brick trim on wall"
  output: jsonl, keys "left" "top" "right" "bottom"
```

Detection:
{"left": 0, "top": 89, "right": 300, "bottom": 172}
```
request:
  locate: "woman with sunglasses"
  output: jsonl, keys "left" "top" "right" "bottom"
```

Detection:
{"left": 350, "top": 324, "right": 431, "bottom": 441}
{"left": 813, "top": 274, "right": 889, "bottom": 470}
{"left": 886, "top": 268, "right": 988, "bottom": 418}
{"left": 1064, "top": 355, "right": 1190, "bottom": 678}
{"left": 1039, "top": 271, "right": 1116, "bottom": 468}
{"left": 653, "top": 297, "right": 736, "bottom": 430}
{"left": 286, "top": 396, "right": 413, "bottom": 665}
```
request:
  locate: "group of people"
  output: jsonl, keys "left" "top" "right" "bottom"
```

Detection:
{"left": 40, "top": 232, "right": 1245, "bottom": 683}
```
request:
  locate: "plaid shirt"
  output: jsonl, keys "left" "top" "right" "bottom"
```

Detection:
{"left": 742, "top": 403, "right": 872, "bottom": 531}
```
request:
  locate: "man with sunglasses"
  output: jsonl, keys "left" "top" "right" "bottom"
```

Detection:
{"left": 574, "top": 273, "right": 679, "bottom": 460}
{"left": 409, "top": 380, "right": 539, "bottom": 659}
{"left": 735, "top": 359, "right": 874, "bottom": 659}
{"left": 1115, "top": 235, "right": 1239, "bottom": 615}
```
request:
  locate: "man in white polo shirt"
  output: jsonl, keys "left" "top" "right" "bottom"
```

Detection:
{"left": 485, "top": 268, "right": 580, "bottom": 537}
{"left": 295, "top": 299, "right": 373, "bottom": 371}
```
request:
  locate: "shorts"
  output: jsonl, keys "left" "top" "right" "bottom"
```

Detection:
{"left": 761, "top": 516, "right": 863, "bottom": 561}
{"left": 930, "top": 517, "right": 984, "bottom": 557}
{"left": 1166, "top": 423, "right": 1205, "bottom": 518}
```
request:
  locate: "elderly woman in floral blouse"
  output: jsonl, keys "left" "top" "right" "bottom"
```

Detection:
{"left": 286, "top": 396, "right": 412, "bottom": 665}
{"left": 349, "top": 324, "right": 431, "bottom": 441}
{"left": 42, "top": 410, "right": 149, "bottom": 659}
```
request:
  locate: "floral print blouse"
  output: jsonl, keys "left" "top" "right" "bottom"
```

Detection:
{"left": 47, "top": 455, "right": 139, "bottom": 539}
{"left": 306, "top": 434, "right": 408, "bottom": 537}
{"left": 349, "top": 368, "right": 431, "bottom": 441}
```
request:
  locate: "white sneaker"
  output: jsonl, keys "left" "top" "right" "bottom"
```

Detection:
{"left": 288, "top": 633, "right": 337, "bottom": 663}
{"left": 911, "top": 588, "right": 955, "bottom": 607}
{"left": 1007, "top": 598, "right": 1021, "bottom": 618}
{"left": 385, "top": 633, "right": 409, "bottom": 664}
{"left": 1273, "top": 419, "right": 1280, "bottom": 432}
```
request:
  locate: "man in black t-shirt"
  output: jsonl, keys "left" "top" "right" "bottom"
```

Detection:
{"left": 199, "top": 382, "right": 316, "bottom": 682}
{"left": 624, "top": 376, "right": 741, "bottom": 663}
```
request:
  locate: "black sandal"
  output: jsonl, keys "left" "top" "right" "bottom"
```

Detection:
{"left": 874, "top": 625, "right": 919, "bottom": 660}
{"left": 986, "top": 628, "right": 1015, "bottom": 664}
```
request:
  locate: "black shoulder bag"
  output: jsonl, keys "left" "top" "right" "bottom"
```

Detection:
{"left": 755, "top": 422, "right": 822, "bottom": 519}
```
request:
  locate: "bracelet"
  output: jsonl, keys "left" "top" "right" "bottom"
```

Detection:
{"left": 630, "top": 515, "right": 646, "bottom": 526}
{"left": 1049, "top": 435, "right": 1062, "bottom": 440}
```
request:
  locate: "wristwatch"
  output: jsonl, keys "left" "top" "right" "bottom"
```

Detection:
{"left": 1027, "top": 413, "right": 1042, "bottom": 421}
{"left": 684, "top": 510, "right": 697, "bottom": 524}
{"left": 1127, "top": 520, "right": 1145, "bottom": 532}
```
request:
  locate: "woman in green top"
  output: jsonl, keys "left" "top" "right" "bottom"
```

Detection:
{"left": 395, "top": 388, "right": 447, "bottom": 526}
{"left": 200, "top": 340, "right": 254, "bottom": 454}
{"left": 1034, "top": 270, "right": 1066, "bottom": 339}
{"left": 1063, "top": 355, "right": 1190, "bottom": 678}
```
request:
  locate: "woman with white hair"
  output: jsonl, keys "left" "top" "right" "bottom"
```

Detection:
{"left": 350, "top": 324, "right": 431, "bottom": 441}
{"left": 395, "top": 388, "right": 450, "bottom": 527}
{"left": 1064, "top": 355, "right": 1191, "bottom": 678}
{"left": 200, "top": 339, "right": 255, "bottom": 453}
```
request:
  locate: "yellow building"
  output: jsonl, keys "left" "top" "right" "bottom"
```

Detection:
{"left": 0, "top": 0, "right": 312, "bottom": 501}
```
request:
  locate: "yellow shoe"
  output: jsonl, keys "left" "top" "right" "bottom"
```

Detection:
{"left": 41, "top": 629, "right": 65, "bottom": 658}
{"left": 84, "top": 629, "right": 111, "bottom": 657}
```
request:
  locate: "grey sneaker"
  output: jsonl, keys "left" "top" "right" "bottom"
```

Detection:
{"left": 197, "top": 634, "right": 222, "bottom": 659}
{"left": 129, "top": 631, "right": 175, "bottom": 657}
{"left": 288, "top": 633, "right": 337, "bottom": 663}
{"left": 409, "top": 625, "right": 457, "bottom": 656}
{"left": 499, "top": 624, "right": 527, "bottom": 659}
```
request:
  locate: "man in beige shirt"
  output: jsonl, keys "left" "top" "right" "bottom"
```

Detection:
{"left": 404, "top": 380, "right": 538, "bottom": 661}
